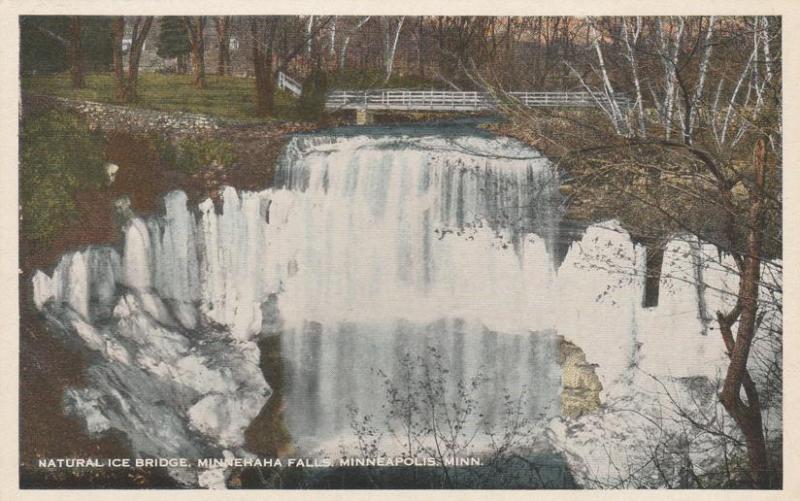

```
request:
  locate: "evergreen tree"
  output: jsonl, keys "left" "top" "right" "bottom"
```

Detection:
{"left": 82, "top": 17, "right": 113, "bottom": 71}
{"left": 297, "top": 68, "right": 329, "bottom": 121}
{"left": 156, "top": 16, "right": 191, "bottom": 72}
{"left": 20, "top": 16, "right": 113, "bottom": 76}
{"left": 20, "top": 16, "right": 69, "bottom": 75}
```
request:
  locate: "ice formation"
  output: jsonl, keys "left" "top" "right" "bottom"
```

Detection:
{"left": 31, "top": 132, "right": 777, "bottom": 486}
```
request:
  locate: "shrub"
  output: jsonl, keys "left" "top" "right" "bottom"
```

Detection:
{"left": 20, "top": 109, "right": 106, "bottom": 245}
{"left": 173, "top": 137, "right": 237, "bottom": 174}
{"left": 296, "top": 69, "right": 329, "bottom": 121}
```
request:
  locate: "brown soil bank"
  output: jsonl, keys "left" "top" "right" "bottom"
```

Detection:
{"left": 20, "top": 95, "right": 317, "bottom": 273}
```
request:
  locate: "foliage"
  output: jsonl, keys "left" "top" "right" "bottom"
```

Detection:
{"left": 20, "top": 16, "right": 113, "bottom": 76}
{"left": 20, "top": 17, "right": 70, "bottom": 75}
{"left": 156, "top": 17, "right": 191, "bottom": 60}
{"left": 171, "top": 136, "right": 237, "bottom": 174}
{"left": 296, "top": 69, "right": 329, "bottom": 121}
{"left": 20, "top": 109, "right": 106, "bottom": 245}
{"left": 81, "top": 17, "right": 114, "bottom": 71}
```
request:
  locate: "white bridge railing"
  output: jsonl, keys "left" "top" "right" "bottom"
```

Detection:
{"left": 277, "top": 72, "right": 303, "bottom": 97}
{"left": 325, "top": 90, "right": 632, "bottom": 112}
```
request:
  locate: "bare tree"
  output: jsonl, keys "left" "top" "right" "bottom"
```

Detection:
{"left": 111, "top": 16, "right": 153, "bottom": 103}
{"left": 462, "top": 15, "right": 780, "bottom": 488}
{"left": 183, "top": 16, "right": 207, "bottom": 88}
{"left": 621, "top": 17, "right": 645, "bottom": 135}
{"left": 655, "top": 17, "right": 685, "bottom": 140}
{"left": 338, "top": 16, "right": 371, "bottom": 71}
{"left": 246, "top": 16, "right": 335, "bottom": 116}
{"left": 249, "top": 16, "right": 279, "bottom": 116}
{"left": 328, "top": 16, "right": 337, "bottom": 58}
{"left": 347, "top": 347, "right": 561, "bottom": 488}
{"left": 381, "top": 16, "right": 406, "bottom": 84}
{"left": 214, "top": 16, "right": 232, "bottom": 76}
{"left": 684, "top": 16, "right": 716, "bottom": 143}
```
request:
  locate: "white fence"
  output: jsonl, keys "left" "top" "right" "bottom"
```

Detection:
{"left": 277, "top": 72, "right": 303, "bottom": 97}
{"left": 325, "top": 90, "right": 632, "bottom": 112}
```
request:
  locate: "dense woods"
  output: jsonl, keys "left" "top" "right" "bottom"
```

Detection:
{"left": 20, "top": 16, "right": 781, "bottom": 122}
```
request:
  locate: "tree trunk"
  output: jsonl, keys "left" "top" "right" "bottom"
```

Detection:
{"left": 417, "top": 18, "right": 425, "bottom": 78}
{"left": 382, "top": 17, "right": 405, "bottom": 85}
{"left": 643, "top": 242, "right": 665, "bottom": 308}
{"left": 253, "top": 54, "right": 274, "bottom": 117}
{"left": 656, "top": 17, "right": 685, "bottom": 140}
{"left": 68, "top": 16, "right": 84, "bottom": 88}
{"left": 622, "top": 17, "right": 646, "bottom": 135}
{"left": 127, "top": 17, "right": 153, "bottom": 102}
{"left": 686, "top": 17, "right": 716, "bottom": 142}
{"left": 339, "top": 16, "right": 371, "bottom": 71}
{"left": 717, "top": 136, "right": 771, "bottom": 488}
{"left": 306, "top": 16, "right": 315, "bottom": 58}
{"left": 505, "top": 17, "right": 514, "bottom": 88}
{"left": 184, "top": 16, "right": 206, "bottom": 88}
{"left": 112, "top": 17, "right": 125, "bottom": 101}
{"left": 215, "top": 16, "right": 231, "bottom": 76}
{"left": 177, "top": 54, "right": 188, "bottom": 74}
{"left": 588, "top": 20, "right": 626, "bottom": 135}
{"left": 329, "top": 16, "right": 337, "bottom": 58}
{"left": 112, "top": 16, "right": 153, "bottom": 103}
{"left": 251, "top": 18, "right": 276, "bottom": 117}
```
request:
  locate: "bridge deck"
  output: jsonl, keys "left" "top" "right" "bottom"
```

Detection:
{"left": 325, "top": 90, "right": 631, "bottom": 112}
{"left": 275, "top": 71, "right": 631, "bottom": 113}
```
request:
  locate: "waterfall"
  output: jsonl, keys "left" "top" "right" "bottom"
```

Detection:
{"left": 31, "top": 131, "right": 749, "bottom": 480}
{"left": 123, "top": 218, "right": 152, "bottom": 290}
{"left": 268, "top": 134, "right": 560, "bottom": 333}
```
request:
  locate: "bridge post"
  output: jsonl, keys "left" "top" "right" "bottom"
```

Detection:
{"left": 355, "top": 108, "right": 373, "bottom": 125}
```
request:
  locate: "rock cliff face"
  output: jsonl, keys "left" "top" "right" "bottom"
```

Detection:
{"left": 559, "top": 338, "right": 602, "bottom": 418}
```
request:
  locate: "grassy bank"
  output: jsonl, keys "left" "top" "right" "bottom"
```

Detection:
{"left": 22, "top": 72, "right": 301, "bottom": 123}
{"left": 22, "top": 70, "right": 450, "bottom": 124}
{"left": 19, "top": 107, "right": 108, "bottom": 253}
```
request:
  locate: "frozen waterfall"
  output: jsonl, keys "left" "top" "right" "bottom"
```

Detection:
{"left": 31, "top": 131, "right": 745, "bottom": 477}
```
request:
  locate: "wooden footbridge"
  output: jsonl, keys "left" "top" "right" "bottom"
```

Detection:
{"left": 277, "top": 72, "right": 632, "bottom": 123}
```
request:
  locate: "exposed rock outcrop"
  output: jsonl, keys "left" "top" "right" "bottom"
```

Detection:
{"left": 559, "top": 338, "right": 603, "bottom": 418}
{"left": 23, "top": 95, "right": 219, "bottom": 135}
